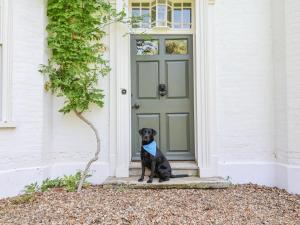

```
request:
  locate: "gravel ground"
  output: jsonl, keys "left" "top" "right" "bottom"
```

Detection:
{"left": 0, "top": 184, "right": 299, "bottom": 225}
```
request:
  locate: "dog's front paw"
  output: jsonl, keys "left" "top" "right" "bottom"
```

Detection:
{"left": 159, "top": 178, "right": 169, "bottom": 183}
{"left": 138, "top": 177, "right": 144, "bottom": 182}
{"left": 147, "top": 179, "right": 153, "bottom": 183}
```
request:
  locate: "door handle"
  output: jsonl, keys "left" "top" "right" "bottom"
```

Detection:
{"left": 132, "top": 103, "right": 140, "bottom": 109}
{"left": 159, "top": 84, "right": 168, "bottom": 96}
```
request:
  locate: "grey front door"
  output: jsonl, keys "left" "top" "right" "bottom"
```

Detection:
{"left": 131, "top": 35, "right": 194, "bottom": 161}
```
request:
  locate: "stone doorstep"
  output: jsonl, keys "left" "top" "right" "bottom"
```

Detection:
{"left": 102, "top": 176, "right": 232, "bottom": 189}
{"left": 129, "top": 161, "right": 199, "bottom": 177}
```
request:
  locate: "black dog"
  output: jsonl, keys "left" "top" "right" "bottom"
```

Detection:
{"left": 138, "top": 128, "right": 189, "bottom": 183}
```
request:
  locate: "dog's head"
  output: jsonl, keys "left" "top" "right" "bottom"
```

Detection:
{"left": 139, "top": 128, "right": 157, "bottom": 144}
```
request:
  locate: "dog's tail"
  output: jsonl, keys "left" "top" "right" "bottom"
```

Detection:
{"left": 170, "top": 174, "right": 189, "bottom": 178}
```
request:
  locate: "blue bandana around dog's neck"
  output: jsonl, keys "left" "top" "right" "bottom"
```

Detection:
{"left": 143, "top": 141, "right": 157, "bottom": 156}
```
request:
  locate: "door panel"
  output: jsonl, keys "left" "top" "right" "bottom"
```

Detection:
{"left": 137, "top": 61, "right": 159, "bottom": 99}
{"left": 166, "top": 61, "right": 188, "bottom": 98}
{"left": 167, "top": 113, "right": 190, "bottom": 152}
{"left": 131, "top": 35, "right": 194, "bottom": 161}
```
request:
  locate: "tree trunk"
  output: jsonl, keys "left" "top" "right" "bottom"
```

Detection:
{"left": 74, "top": 110, "right": 101, "bottom": 192}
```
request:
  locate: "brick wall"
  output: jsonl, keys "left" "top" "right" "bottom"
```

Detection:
{"left": 286, "top": 0, "right": 300, "bottom": 165}
{"left": 272, "top": 0, "right": 288, "bottom": 164}
{"left": 215, "top": 0, "right": 300, "bottom": 166}
{"left": 0, "top": 0, "right": 45, "bottom": 170}
{"left": 215, "top": 0, "right": 275, "bottom": 162}
{"left": 1, "top": 0, "right": 300, "bottom": 197}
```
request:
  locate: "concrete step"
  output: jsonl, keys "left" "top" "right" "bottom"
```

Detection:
{"left": 103, "top": 176, "right": 231, "bottom": 189}
{"left": 129, "top": 161, "right": 199, "bottom": 177}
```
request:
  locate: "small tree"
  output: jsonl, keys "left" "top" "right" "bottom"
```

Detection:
{"left": 40, "top": 0, "right": 128, "bottom": 192}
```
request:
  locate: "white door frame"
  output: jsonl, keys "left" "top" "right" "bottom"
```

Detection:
{"left": 110, "top": 0, "right": 217, "bottom": 177}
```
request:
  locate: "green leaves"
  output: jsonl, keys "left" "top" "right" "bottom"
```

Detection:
{"left": 40, "top": 0, "right": 127, "bottom": 114}
{"left": 23, "top": 172, "right": 91, "bottom": 193}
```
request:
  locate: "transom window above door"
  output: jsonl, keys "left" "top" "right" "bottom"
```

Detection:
{"left": 131, "top": 0, "right": 192, "bottom": 29}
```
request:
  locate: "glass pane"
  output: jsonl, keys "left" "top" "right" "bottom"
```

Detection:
{"left": 183, "top": 8, "right": 191, "bottom": 24}
{"left": 132, "top": 8, "right": 140, "bottom": 28}
{"left": 137, "top": 40, "right": 159, "bottom": 55}
{"left": 141, "top": 23, "right": 150, "bottom": 28}
{"left": 182, "top": 23, "right": 191, "bottom": 29}
{"left": 157, "top": 5, "right": 166, "bottom": 26}
{"left": 132, "top": 8, "right": 140, "bottom": 17}
{"left": 142, "top": 8, "right": 150, "bottom": 27}
{"left": 165, "top": 39, "right": 188, "bottom": 55}
{"left": 173, "top": 8, "right": 181, "bottom": 24}
{"left": 173, "top": 23, "right": 181, "bottom": 29}
{"left": 158, "top": 0, "right": 166, "bottom": 3}
{"left": 142, "top": 3, "right": 150, "bottom": 7}
{"left": 174, "top": 3, "right": 181, "bottom": 7}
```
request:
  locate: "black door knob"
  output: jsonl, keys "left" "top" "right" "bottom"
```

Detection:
{"left": 132, "top": 103, "right": 140, "bottom": 109}
{"left": 159, "top": 84, "right": 168, "bottom": 96}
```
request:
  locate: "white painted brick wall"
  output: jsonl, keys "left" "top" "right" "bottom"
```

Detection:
{"left": 272, "top": 0, "right": 300, "bottom": 166}
{"left": 215, "top": 0, "right": 300, "bottom": 166}
{"left": 0, "top": 0, "right": 112, "bottom": 197}
{"left": 215, "top": 0, "right": 275, "bottom": 162}
{"left": 0, "top": 0, "right": 111, "bottom": 174}
{"left": 272, "top": 0, "right": 288, "bottom": 164}
{"left": 0, "top": 0, "right": 45, "bottom": 170}
{"left": 49, "top": 34, "right": 111, "bottom": 165}
{"left": 1, "top": 0, "right": 300, "bottom": 197}
{"left": 286, "top": 0, "right": 300, "bottom": 165}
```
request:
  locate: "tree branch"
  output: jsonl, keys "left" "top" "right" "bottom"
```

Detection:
{"left": 74, "top": 110, "right": 101, "bottom": 192}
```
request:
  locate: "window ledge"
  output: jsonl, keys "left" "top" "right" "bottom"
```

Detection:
{"left": 0, "top": 121, "right": 16, "bottom": 128}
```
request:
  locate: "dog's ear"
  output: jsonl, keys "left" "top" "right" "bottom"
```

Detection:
{"left": 151, "top": 129, "right": 157, "bottom": 136}
{"left": 139, "top": 128, "right": 144, "bottom": 136}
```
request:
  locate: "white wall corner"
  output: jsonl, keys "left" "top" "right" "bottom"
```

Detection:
{"left": 276, "top": 163, "right": 300, "bottom": 194}
{"left": 287, "top": 166, "right": 300, "bottom": 194}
